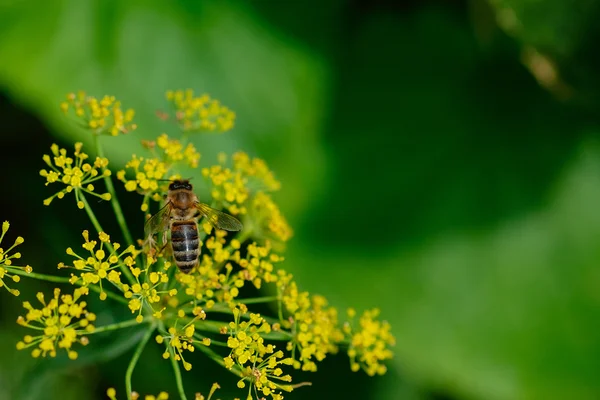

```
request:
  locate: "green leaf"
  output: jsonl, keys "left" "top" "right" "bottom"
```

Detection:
{"left": 0, "top": 330, "right": 94, "bottom": 400}
{"left": 286, "top": 8, "right": 600, "bottom": 400}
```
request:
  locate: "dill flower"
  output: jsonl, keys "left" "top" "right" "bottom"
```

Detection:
{"left": 166, "top": 89, "right": 236, "bottom": 133}
{"left": 250, "top": 193, "right": 292, "bottom": 243}
{"left": 106, "top": 383, "right": 222, "bottom": 400}
{"left": 231, "top": 152, "right": 281, "bottom": 192}
{"left": 175, "top": 231, "right": 280, "bottom": 308}
{"left": 201, "top": 152, "right": 292, "bottom": 244}
{"left": 59, "top": 230, "right": 137, "bottom": 300}
{"left": 0, "top": 221, "right": 32, "bottom": 296}
{"left": 224, "top": 308, "right": 293, "bottom": 399}
{"left": 156, "top": 315, "right": 211, "bottom": 371}
{"left": 107, "top": 388, "right": 169, "bottom": 400}
{"left": 233, "top": 241, "right": 283, "bottom": 290}
{"left": 16, "top": 287, "right": 95, "bottom": 360}
{"left": 40, "top": 142, "right": 112, "bottom": 208}
{"left": 344, "top": 308, "right": 396, "bottom": 376}
{"left": 279, "top": 280, "right": 343, "bottom": 371}
{"left": 236, "top": 350, "right": 294, "bottom": 400}
{"left": 123, "top": 264, "right": 177, "bottom": 323}
{"left": 196, "top": 383, "right": 222, "bottom": 400}
{"left": 61, "top": 91, "right": 137, "bottom": 136}
{"left": 156, "top": 133, "right": 201, "bottom": 167}
{"left": 8, "top": 91, "right": 395, "bottom": 400}
{"left": 202, "top": 152, "right": 279, "bottom": 211}
{"left": 116, "top": 133, "right": 200, "bottom": 211}
{"left": 223, "top": 308, "right": 274, "bottom": 366}
{"left": 178, "top": 255, "right": 243, "bottom": 306}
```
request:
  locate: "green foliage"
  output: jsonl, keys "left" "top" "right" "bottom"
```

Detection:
{"left": 2, "top": 0, "right": 600, "bottom": 399}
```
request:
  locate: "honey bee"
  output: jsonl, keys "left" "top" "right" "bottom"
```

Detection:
{"left": 145, "top": 179, "right": 243, "bottom": 273}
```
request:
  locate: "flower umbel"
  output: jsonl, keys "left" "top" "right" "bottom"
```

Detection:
{"left": 107, "top": 387, "right": 169, "bottom": 400}
{"left": 344, "top": 308, "right": 395, "bottom": 376}
{"left": 122, "top": 258, "right": 177, "bottom": 323}
{"left": 9, "top": 90, "right": 394, "bottom": 400}
{"left": 0, "top": 221, "right": 32, "bottom": 296}
{"left": 166, "top": 89, "right": 236, "bottom": 133}
{"left": 16, "top": 287, "right": 95, "bottom": 359}
{"left": 106, "top": 382, "right": 222, "bottom": 400}
{"left": 157, "top": 314, "right": 210, "bottom": 372}
{"left": 202, "top": 152, "right": 292, "bottom": 243}
{"left": 279, "top": 280, "right": 344, "bottom": 371}
{"left": 59, "top": 230, "right": 137, "bottom": 300}
{"left": 223, "top": 308, "right": 294, "bottom": 400}
{"left": 116, "top": 133, "right": 200, "bottom": 212}
{"left": 61, "top": 91, "right": 137, "bottom": 136}
{"left": 40, "top": 142, "right": 112, "bottom": 208}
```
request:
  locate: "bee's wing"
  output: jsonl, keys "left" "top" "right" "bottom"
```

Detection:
{"left": 144, "top": 202, "right": 173, "bottom": 239}
{"left": 196, "top": 202, "right": 243, "bottom": 232}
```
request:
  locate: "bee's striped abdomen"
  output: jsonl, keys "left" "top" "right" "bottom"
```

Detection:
{"left": 171, "top": 221, "right": 200, "bottom": 273}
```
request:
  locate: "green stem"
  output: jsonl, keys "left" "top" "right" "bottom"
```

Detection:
{"left": 169, "top": 352, "right": 187, "bottom": 400}
{"left": 192, "top": 332, "right": 228, "bottom": 347}
{"left": 170, "top": 352, "right": 188, "bottom": 398}
{"left": 157, "top": 321, "right": 187, "bottom": 400}
{"left": 193, "top": 342, "right": 243, "bottom": 378}
{"left": 90, "top": 318, "right": 143, "bottom": 334}
{"left": 80, "top": 193, "right": 136, "bottom": 285}
{"left": 80, "top": 192, "right": 108, "bottom": 243}
{"left": 277, "top": 287, "right": 284, "bottom": 323}
{"left": 229, "top": 296, "right": 278, "bottom": 305}
{"left": 125, "top": 323, "right": 156, "bottom": 400}
{"left": 11, "top": 270, "right": 71, "bottom": 284}
{"left": 193, "top": 319, "right": 293, "bottom": 341}
{"left": 94, "top": 134, "right": 135, "bottom": 248}
{"left": 194, "top": 320, "right": 226, "bottom": 334}
{"left": 10, "top": 269, "right": 128, "bottom": 305}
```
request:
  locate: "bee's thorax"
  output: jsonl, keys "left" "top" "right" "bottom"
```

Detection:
{"left": 168, "top": 190, "right": 197, "bottom": 210}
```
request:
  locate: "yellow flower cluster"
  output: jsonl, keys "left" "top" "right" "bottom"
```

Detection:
{"left": 40, "top": 142, "right": 112, "bottom": 209}
{"left": 156, "top": 133, "right": 201, "bottom": 167}
{"left": 223, "top": 307, "right": 293, "bottom": 400}
{"left": 157, "top": 313, "right": 211, "bottom": 371}
{"left": 0, "top": 221, "right": 32, "bottom": 296}
{"left": 279, "top": 279, "right": 343, "bottom": 371}
{"left": 166, "top": 89, "right": 236, "bottom": 133}
{"left": 116, "top": 134, "right": 200, "bottom": 211}
{"left": 8, "top": 92, "right": 396, "bottom": 400}
{"left": 123, "top": 261, "right": 177, "bottom": 323}
{"left": 232, "top": 152, "right": 281, "bottom": 192}
{"left": 176, "top": 235, "right": 284, "bottom": 312}
{"left": 107, "top": 383, "right": 223, "bottom": 400}
{"left": 202, "top": 152, "right": 292, "bottom": 243}
{"left": 344, "top": 308, "right": 395, "bottom": 376}
{"left": 237, "top": 350, "right": 294, "bottom": 400}
{"left": 59, "top": 230, "right": 136, "bottom": 300}
{"left": 251, "top": 193, "right": 293, "bottom": 242}
{"left": 107, "top": 388, "right": 169, "bottom": 400}
{"left": 61, "top": 91, "right": 137, "bottom": 136}
{"left": 16, "top": 287, "right": 95, "bottom": 360}
{"left": 233, "top": 241, "right": 283, "bottom": 289}
{"left": 176, "top": 229, "right": 240, "bottom": 305}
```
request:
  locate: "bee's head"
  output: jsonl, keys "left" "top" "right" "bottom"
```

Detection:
{"left": 169, "top": 179, "right": 193, "bottom": 191}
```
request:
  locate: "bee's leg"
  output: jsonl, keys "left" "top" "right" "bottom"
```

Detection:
{"left": 144, "top": 235, "right": 157, "bottom": 255}
{"left": 158, "top": 231, "right": 172, "bottom": 258}
{"left": 147, "top": 235, "right": 157, "bottom": 248}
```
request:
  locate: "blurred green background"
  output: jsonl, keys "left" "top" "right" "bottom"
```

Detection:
{"left": 2, "top": 0, "right": 600, "bottom": 399}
